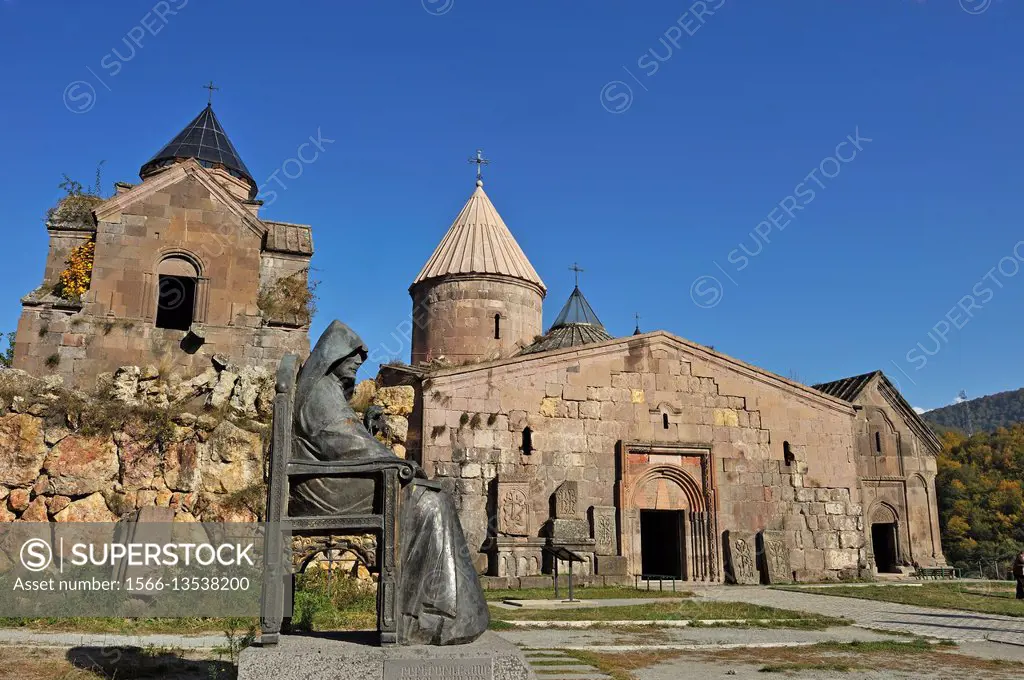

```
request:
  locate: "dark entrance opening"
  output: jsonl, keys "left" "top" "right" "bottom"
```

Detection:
{"left": 640, "top": 510, "right": 683, "bottom": 579}
{"left": 155, "top": 274, "right": 197, "bottom": 331}
{"left": 871, "top": 522, "right": 899, "bottom": 572}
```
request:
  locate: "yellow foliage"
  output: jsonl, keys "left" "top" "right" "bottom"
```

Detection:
{"left": 55, "top": 240, "right": 95, "bottom": 300}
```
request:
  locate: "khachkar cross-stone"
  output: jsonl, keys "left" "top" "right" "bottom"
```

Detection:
{"left": 468, "top": 149, "right": 490, "bottom": 185}
{"left": 202, "top": 80, "right": 219, "bottom": 105}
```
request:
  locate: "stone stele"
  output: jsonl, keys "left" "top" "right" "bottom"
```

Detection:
{"left": 553, "top": 480, "right": 579, "bottom": 519}
{"left": 589, "top": 505, "right": 617, "bottom": 556}
{"left": 238, "top": 632, "right": 532, "bottom": 680}
{"left": 723, "top": 530, "right": 759, "bottom": 585}
{"left": 759, "top": 530, "right": 793, "bottom": 584}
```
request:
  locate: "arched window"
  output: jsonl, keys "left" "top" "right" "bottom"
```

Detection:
{"left": 875, "top": 431, "right": 882, "bottom": 454}
{"left": 662, "top": 413, "right": 670, "bottom": 429}
{"left": 521, "top": 427, "right": 533, "bottom": 455}
{"left": 494, "top": 314, "right": 501, "bottom": 340}
{"left": 155, "top": 256, "right": 199, "bottom": 331}
{"left": 783, "top": 441, "right": 795, "bottom": 466}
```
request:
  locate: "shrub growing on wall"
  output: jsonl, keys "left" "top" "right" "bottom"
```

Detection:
{"left": 54, "top": 240, "right": 95, "bottom": 301}
{"left": 257, "top": 269, "right": 318, "bottom": 326}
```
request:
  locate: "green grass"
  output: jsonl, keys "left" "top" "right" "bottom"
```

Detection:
{"left": 491, "top": 599, "right": 846, "bottom": 628}
{"left": 483, "top": 585, "right": 691, "bottom": 601}
{"left": 759, "top": 662, "right": 852, "bottom": 673}
{"left": 776, "top": 581, "right": 1024, "bottom": 617}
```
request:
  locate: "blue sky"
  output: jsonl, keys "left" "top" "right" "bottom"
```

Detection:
{"left": 0, "top": 0, "right": 1021, "bottom": 411}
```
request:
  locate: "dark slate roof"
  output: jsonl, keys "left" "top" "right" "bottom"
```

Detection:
{"left": 140, "top": 105, "right": 256, "bottom": 195}
{"left": 811, "top": 371, "right": 880, "bottom": 402}
{"left": 520, "top": 286, "right": 613, "bottom": 355}
{"left": 264, "top": 221, "right": 314, "bottom": 256}
{"left": 812, "top": 370, "right": 942, "bottom": 454}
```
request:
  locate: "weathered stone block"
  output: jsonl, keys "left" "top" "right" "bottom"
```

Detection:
{"left": 0, "top": 414, "right": 46, "bottom": 487}
{"left": 44, "top": 435, "right": 119, "bottom": 496}
{"left": 824, "top": 549, "right": 859, "bottom": 570}
{"left": 595, "top": 555, "right": 628, "bottom": 576}
{"left": 824, "top": 502, "right": 845, "bottom": 515}
{"left": 839, "top": 531, "right": 864, "bottom": 549}
{"left": 549, "top": 519, "right": 590, "bottom": 543}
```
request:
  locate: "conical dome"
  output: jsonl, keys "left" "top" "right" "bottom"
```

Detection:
{"left": 140, "top": 105, "right": 256, "bottom": 198}
{"left": 412, "top": 183, "right": 545, "bottom": 292}
{"left": 521, "top": 285, "right": 612, "bottom": 355}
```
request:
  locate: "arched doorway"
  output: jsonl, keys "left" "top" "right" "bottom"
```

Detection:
{"left": 626, "top": 464, "right": 711, "bottom": 581}
{"left": 870, "top": 504, "right": 900, "bottom": 573}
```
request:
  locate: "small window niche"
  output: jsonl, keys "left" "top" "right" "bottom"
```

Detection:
{"left": 662, "top": 412, "right": 670, "bottom": 430}
{"left": 155, "top": 256, "right": 199, "bottom": 331}
{"left": 494, "top": 314, "right": 501, "bottom": 340}
{"left": 875, "top": 431, "right": 882, "bottom": 454}
{"left": 783, "top": 441, "right": 796, "bottom": 467}
{"left": 521, "top": 427, "right": 533, "bottom": 455}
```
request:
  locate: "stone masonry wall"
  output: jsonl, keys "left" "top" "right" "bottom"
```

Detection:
{"left": 410, "top": 276, "right": 543, "bottom": 365}
{"left": 412, "top": 332, "right": 871, "bottom": 581}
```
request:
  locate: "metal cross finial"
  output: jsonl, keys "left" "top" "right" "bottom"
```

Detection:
{"left": 202, "top": 80, "right": 220, "bottom": 105}
{"left": 468, "top": 149, "right": 490, "bottom": 186}
{"left": 569, "top": 262, "right": 584, "bottom": 287}
{"left": 634, "top": 312, "right": 642, "bottom": 335}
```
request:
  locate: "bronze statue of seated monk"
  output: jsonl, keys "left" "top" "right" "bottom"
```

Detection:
{"left": 289, "top": 321, "right": 489, "bottom": 645}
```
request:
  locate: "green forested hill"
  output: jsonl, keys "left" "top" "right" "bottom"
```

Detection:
{"left": 925, "top": 387, "right": 1024, "bottom": 433}
{"left": 936, "top": 424, "right": 1024, "bottom": 569}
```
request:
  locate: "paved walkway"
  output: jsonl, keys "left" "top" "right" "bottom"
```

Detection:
{"left": 697, "top": 585, "right": 1024, "bottom": 645}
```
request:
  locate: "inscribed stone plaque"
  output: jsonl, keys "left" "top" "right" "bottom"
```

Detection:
{"left": 553, "top": 481, "right": 579, "bottom": 519}
{"left": 497, "top": 477, "right": 531, "bottom": 537}
{"left": 724, "top": 530, "right": 759, "bottom": 585}
{"left": 383, "top": 657, "right": 492, "bottom": 680}
{"left": 590, "top": 505, "right": 617, "bottom": 556}
{"left": 759, "top": 530, "right": 792, "bottom": 584}
{"left": 550, "top": 518, "right": 590, "bottom": 543}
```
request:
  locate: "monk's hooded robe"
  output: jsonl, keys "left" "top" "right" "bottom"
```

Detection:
{"left": 289, "top": 320, "right": 489, "bottom": 645}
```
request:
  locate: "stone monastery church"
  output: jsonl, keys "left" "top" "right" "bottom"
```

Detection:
{"left": 14, "top": 104, "right": 945, "bottom": 585}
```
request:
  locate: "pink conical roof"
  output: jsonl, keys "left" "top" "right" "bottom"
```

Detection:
{"left": 412, "top": 183, "right": 546, "bottom": 292}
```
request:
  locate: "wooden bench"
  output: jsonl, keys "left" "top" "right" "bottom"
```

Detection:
{"left": 915, "top": 566, "right": 959, "bottom": 580}
{"left": 259, "top": 353, "right": 415, "bottom": 646}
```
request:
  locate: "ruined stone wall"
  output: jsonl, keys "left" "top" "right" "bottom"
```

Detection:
{"left": 14, "top": 171, "right": 310, "bottom": 388}
{"left": 413, "top": 332, "right": 872, "bottom": 581}
{"left": 410, "top": 276, "right": 543, "bottom": 365}
{"left": 0, "top": 371, "right": 411, "bottom": 536}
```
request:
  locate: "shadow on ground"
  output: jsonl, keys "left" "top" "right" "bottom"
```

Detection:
{"left": 66, "top": 646, "right": 233, "bottom": 679}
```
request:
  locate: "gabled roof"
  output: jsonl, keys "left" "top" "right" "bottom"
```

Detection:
{"left": 812, "top": 371, "right": 878, "bottom": 402}
{"left": 412, "top": 183, "right": 545, "bottom": 292}
{"left": 813, "top": 370, "right": 942, "bottom": 454}
{"left": 521, "top": 285, "right": 612, "bottom": 355}
{"left": 140, "top": 105, "right": 256, "bottom": 197}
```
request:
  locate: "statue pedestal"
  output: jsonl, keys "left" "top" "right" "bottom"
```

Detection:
{"left": 238, "top": 632, "right": 534, "bottom": 680}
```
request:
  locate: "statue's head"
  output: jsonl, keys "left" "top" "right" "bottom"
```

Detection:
{"left": 331, "top": 347, "right": 367, "bottom": 400}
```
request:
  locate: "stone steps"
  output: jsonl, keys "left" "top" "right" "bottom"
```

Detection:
{"left": 522, "top": 649, "right": 612, "bottom": 679}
